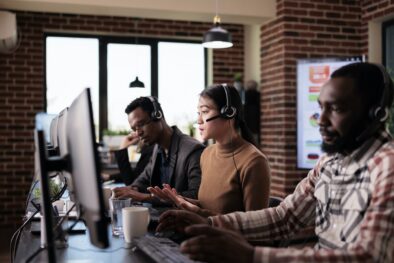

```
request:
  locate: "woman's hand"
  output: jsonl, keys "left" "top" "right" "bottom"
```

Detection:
{"left": 147, "top": 184, "right": 216, "bottom": 217}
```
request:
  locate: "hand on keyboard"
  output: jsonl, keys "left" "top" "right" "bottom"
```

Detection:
{"left": 134, "top": 235, "right": 203, "bottom": 263}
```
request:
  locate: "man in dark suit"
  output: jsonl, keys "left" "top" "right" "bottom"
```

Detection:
{"left": 113, "top": 96, "right": 204, "bottom": 203}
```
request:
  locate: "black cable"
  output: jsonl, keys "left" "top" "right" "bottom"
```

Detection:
{"left": 25, "top": 179, "right": 40, "bottom": 209}
{"left": 25, "top": 247, "right": 45, "bottom": 263}
{"left": 10, "top": 208, "right": 39, "bottom": 263}
{"left": 53, "top": 202, "right": 77, "bottom": 240}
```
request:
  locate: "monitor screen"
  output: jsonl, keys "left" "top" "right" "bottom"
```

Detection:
{"left": 57, "top": 108, "right": 69, "bottom": 156}
{"left": 66, "top": 88, "right": 109, "bottom": 248}
{"left": 296, "top": 57, "right": 362, "bottom": 169}
{"left": 35, "top": 113, "right": 57, "bottom": 144}
{"left": 49, "top": 115, "right": 59, "bottom": 149}
{"left": 56, "top": 107, "right": 77, "bottom": 203}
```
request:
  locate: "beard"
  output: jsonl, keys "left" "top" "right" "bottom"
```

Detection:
{"left": 321, "top": 123, "right": 366, "bottom": 155}
{"left": 321, "top": 135, "right": 349, "bottom": 154}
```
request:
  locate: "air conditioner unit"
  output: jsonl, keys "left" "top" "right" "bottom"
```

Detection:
{"left": 0, "top": 11, "right": 18, "bottom": 53}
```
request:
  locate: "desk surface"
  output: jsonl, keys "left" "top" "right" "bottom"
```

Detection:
{"left": 16, "top": 224, "right": 156, "bottom": 263}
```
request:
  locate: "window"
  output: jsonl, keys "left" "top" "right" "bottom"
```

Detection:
{"left": 383, "top": 20, "right": 394, "bottom": 134}
{"left": 158, "top": 42, "right": 205, "bottom": 133}
{"left": 107, "top": 43, "right": 151, "bottom": 131}
{"left": 46, "top": 36, "right": 99, "bottom": 125}
{"left": 45, "top": 34, "right": 206, "bottom": 138}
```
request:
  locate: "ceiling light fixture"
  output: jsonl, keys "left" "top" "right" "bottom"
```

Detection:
{"left": 129, "top": 38, "right": 145, "bottom": 88}
{"left": 202, "top": 0, "right": 233, "bottom": 49}
{"left": 129, "top": 76, "right": 145, "bottom": 88}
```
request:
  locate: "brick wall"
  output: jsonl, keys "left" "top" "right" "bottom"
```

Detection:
{"left": 0, "top": 11, "right": 244, "bottom": 229}
{"left": 1, "top": 0, "right": 394, "bottom": 229}
{"left": 361, "top": 0, "right": 394, "bottom": 55}
{"left": 259, "top": 0, "right": 394, "bottom": 198}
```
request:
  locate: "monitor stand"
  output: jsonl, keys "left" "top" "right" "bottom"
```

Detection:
{"left": 35, "top": 130, "right": 69, "bottom": 262}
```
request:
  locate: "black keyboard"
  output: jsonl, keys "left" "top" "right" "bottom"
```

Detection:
{"left": 134, "top": 235, "right": 203, "bottom": 263}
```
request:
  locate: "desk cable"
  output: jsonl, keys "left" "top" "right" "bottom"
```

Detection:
{"left": 10, "top": 205, "right": 39, "bottom": 263}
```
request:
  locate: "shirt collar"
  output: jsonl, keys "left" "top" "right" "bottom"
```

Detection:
{"left": 329, "top": 129, "right": 392, "bottom": 166}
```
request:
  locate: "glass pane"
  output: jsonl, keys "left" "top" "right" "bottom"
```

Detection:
{"left": 385, "top": 23, "right": 394, "bottom": 134}
{"left": 107, "top": 43, "right": 151, "bottom": 131}
{"left": 158, "top": 42, "right": 205, "bottom": 136}
{"left": 385, "top": 23, "right": 394, "bottom": 72}
{"left": 46, "top": 37, "right": 99, "bottom": 127}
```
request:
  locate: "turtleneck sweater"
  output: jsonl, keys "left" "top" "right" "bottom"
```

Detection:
{"left": 198, "top": 136, "right": 270, "bottom": 214}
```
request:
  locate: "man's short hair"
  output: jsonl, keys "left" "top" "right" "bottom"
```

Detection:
{"left": 331, "top": 62, "right": 394, "bottom": 113}
{"left": 124, "top": 96, "right": 165, "bottom": 119}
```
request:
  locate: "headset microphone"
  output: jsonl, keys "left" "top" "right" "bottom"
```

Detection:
{"left": 205, "top": 115, "right": 221, "bottom": 122}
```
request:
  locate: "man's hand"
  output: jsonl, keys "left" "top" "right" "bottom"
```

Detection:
{"left": 119, "top": 132, "right": 139, "bottom": 149}
{"left": 180, "top": 225, "right": 254, "bottom": 263}
{"left": 113, "top": 186, "right": 150, "bottom": 202}
{"left": 101, "top": 172, "right": 111, "bottom": 181}
{"left": 156, "top": 210, "right": 209, "bottom": 233}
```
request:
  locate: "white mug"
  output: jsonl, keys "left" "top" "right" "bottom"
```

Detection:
{"left": 122, "top": 207, "right": 150, "bottom": 243}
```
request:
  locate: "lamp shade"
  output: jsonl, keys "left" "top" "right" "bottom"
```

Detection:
{"left": 129, "top": 76, "right": 145, "bottom": 88}
{"left": 202, "top": 24, "right": 233, "bottom": 49}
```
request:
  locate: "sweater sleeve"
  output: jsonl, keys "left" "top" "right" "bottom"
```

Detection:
{"left": 240, "top": 155, "right": 270, "bottom": 211}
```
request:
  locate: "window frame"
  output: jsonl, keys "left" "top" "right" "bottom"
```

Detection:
{"left": 44, "top": 32, "right": 207, "bottom": 139}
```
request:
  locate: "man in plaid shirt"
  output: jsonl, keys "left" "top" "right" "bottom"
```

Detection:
{"left": 157, "top": 62, "right": 394, "bottom": 262}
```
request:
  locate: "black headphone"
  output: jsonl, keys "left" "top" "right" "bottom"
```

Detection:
{"left": 357, "top": 63, "right": 393, "bottom": 142}
{"left": 147, "top": 96, "right": 163, "bottom": 121}
{"left": 369, "top": 63, "right": 392, "bottom": 122}
{"left": 220, "top": 84, "right": 237, "bottom": 119}
{"left": 205, "top": 84, "right": 237, "bottom": 122}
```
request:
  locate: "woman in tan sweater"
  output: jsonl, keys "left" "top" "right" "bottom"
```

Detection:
{"left": 149, "top": 84, "right": 271, "bottom": 215}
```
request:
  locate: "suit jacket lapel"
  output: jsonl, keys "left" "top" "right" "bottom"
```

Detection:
{"left": 168, "top": 127, "right": 180, "bottom": 184}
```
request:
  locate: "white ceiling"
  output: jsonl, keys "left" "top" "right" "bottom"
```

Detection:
{"left": 0, "top": 0, "right": 276, "bottom": 25}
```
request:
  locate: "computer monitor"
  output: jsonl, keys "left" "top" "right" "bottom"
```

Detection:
{"left": 35, "top": 113, "right": 57, "bottom": 144}
{"left": 57, "top": 108, "right": 68, "bottom": 156}
{"left": 56, "top": 107, "right": 77, "bottom": 204}
{"left": 49, "top": 115, "right": 59, "bottom": 149}
{"left": 34, "top": 88, "right": 109, "bottom": 262}
{"left": 66, "top": 88, "right": 109, "bottom": 249}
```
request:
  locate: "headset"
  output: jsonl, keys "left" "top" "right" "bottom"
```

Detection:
{"left": 147, "top": 96, "right": 163, "bottom": 121}
{"left": 206, "top": 84, "right": 237, "bottom": 122}
{"left": 356, "top": 63, "right": 393, "bottom": 142}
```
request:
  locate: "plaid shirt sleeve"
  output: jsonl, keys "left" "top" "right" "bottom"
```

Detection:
{"left": 210, "top": 148, "right": 394, "bottom": 263}
{"left": 209, "top": 157, "right": 321, "bottom": 243}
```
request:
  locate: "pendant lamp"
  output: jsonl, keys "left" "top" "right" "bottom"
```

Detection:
{"left": 129, "top": 76, "right": 145, "bottom": 88}
{"left": 129, "top": 38, "right": 145, "bottom": 88}
{"left": 202, "top": 0, "right": 233, "bottom": 49}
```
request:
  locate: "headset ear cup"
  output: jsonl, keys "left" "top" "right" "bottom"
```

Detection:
{"left": 227, "top": 106, "right": 237, "bottom": 118}
{"left": 148, "top": 96, "right": 163, "bottom": 121}
{"left": 374, "top": 106, "right": 389, "bottom": 122}
{"left": 151, "top": 110, "right": 163, "bottom": 120}
{"left": 220, "top": 106, "right": 237, "bottom": 119}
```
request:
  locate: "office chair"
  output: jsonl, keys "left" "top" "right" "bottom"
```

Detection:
{"left": 268, "top": 196, "right": 283, "bottom": 207}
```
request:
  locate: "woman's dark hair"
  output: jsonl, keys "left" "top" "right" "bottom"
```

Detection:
{"left": 200, "top": 84, "right": 259, "bottom": 148}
